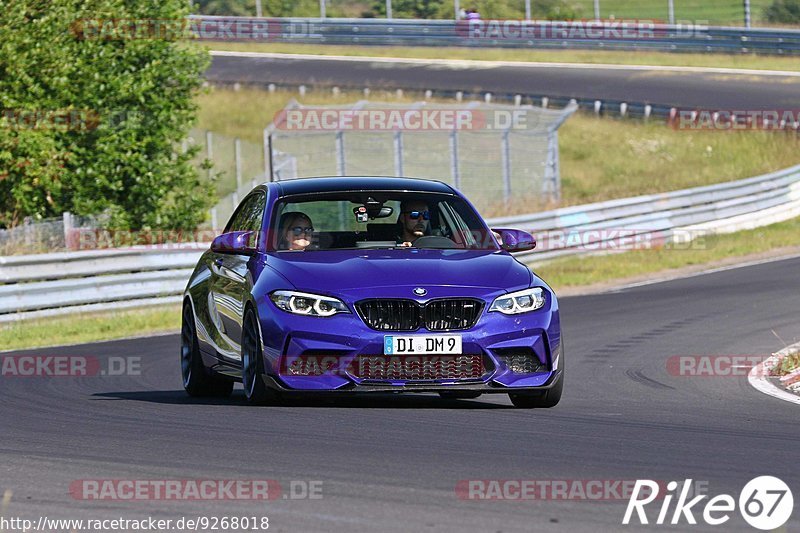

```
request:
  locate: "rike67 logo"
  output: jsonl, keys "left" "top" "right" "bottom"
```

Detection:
{"left": 623, "top": 476, "right": 793, "bottom": 530}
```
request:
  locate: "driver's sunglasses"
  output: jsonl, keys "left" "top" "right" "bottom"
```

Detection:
{"left": 290, "top": 226, "right": 314, "bottom": 236}
{"left": 403, "top": 210, "right": 430, "bottom": 220}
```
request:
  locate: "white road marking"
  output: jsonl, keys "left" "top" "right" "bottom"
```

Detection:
{"left": 209, "top": 50, "right": 800, "bottom": 77}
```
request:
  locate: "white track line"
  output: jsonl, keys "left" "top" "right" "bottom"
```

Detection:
{"left": 209, "top": 50, "right": 800, "bottom": 77}
{"left": 749, "top": 343, "right": 800, "bottom": 406}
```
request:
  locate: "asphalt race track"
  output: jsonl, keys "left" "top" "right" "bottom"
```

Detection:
{"left": 2, "top": 255, "right": 798, "bottom": 532}
{"left": 206, "top": 52, "right": 800, "bottom": 110}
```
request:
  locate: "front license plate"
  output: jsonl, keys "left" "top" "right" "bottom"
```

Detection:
{"left": 384, "top": 335, "right": 462, "bottom": 355}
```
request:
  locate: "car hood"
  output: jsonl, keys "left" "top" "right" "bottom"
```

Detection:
{"left": 264, "top": 249, "right": 532, "bottom": 296}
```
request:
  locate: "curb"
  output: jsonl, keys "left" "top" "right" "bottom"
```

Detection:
{"left": 748, "top": 341, "right": 800, "bottom": 406}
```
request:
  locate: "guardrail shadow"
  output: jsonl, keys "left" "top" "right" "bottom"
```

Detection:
{"left": 91, "top": 390, "right": 512, "bottom": 409}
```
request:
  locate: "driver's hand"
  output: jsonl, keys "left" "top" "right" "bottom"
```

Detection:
{"left": 399, "top": 241, "right": 412, "bottom": 247}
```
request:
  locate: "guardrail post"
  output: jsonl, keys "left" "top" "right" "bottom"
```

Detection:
{"left": 501, "top": 130, "right": 511, "bottom": 203}
{"left": 319, "top": 0, "right": 326, "bottom": 18}
{"left": 540, "top": 130, "right": 561, "bottom": 203}
{"left": 393, "top": 131, "right": 404, "bottom": 176}
{"left": 744, "top": 0, "right": 751, "bottom": 28}
{"left": 542, "top": 97, "right": 549, "bottom": 109}
{"left": 386, "top": 0, "right": 392, "bottom": 19}
{"left": 668, "top": 0, "right": 675, "bottom": 24}
{"left": 210, "top": 208, "right": 218, "bottom": 231}
{"left": 205, "top": 130, "right": 213, "bottom": 180}
{"left": 525, "top": 0, "right": 531, "bottom": 20}
{"left": 594, "top": 0, "right": 600, "bottom": 19}
{"left": 234, "top": 138, "right": 242, "bottom": 191}
{"left": 63, "top": 212, "right": 75, "bottom": 251}
{"left": 264, "top": 130, "right": 274, "bottom": 182}
{"left": 449, "top": 129, "right": 461, "bottom": 190}
{"left": 255, "top": 0, "right": 262, "bottom": 17}
{"left": 335, "top": 131, "right": 346, "bottom": 176}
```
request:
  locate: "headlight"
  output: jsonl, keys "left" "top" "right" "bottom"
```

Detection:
{"left": 489, "top": 287, "right": 546, "bottom": 315}
{"left": 269, "top": 290, "right": 350, "bottom": 317}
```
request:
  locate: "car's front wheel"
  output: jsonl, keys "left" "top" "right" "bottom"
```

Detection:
{"left": 508, "top": 373, "right": 563, "bottom": 408}
{"left": 241, "top": 308, "right": 280, "bottom": 405}
{"left": 181, "top": 302, "right": 233, "bottom": 397}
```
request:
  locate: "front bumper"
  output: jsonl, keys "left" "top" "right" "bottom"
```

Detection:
{"left": 255, "top": 290, "right": 562, "bottom": 393}
{"left": 259, "top": 367, "right": 563, "bottom": 395}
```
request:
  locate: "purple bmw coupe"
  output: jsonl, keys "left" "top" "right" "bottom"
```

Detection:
{"left": 181, "top": 177, "right": 563, "bottom": 407}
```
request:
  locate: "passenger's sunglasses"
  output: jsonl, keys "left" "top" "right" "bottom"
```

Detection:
{"left": 403, "top": 210, "right": 430, "bottom": 220}
{"left": 290, "top": 226, "right": 314, "bottom": 236}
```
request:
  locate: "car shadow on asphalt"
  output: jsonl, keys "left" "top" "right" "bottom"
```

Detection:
{"left": 92, "top": 390, "right": 513, "bottom": 409}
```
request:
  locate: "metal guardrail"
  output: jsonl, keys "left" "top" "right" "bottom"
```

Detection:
{"left": 191, "top": 16, "right": 800, "bottom": 55}
{"left": 1, "top": 164, "right": 799, "bottom": 321}
{"left": 508, "top": 164, "right": 800, "bottom": 262}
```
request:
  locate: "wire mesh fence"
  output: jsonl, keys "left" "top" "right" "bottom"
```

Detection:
{"left": 263, "top": 100, "right": 576, "bottom": 217}
{"left": 0, "top": 213, "right": 101, "bottom": 256}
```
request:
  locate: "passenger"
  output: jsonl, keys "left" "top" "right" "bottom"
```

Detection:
{"left": 397, "top": 200, "right": 430, "bottom": 247}
{"left": 466, "top": 8, "right": 481, "bottom": 20}
{"left": 278, "top": 212, "right": 315, "bottom": 251}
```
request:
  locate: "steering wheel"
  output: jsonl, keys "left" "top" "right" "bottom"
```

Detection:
{"left": 411, "top": 235, "right": 458, "bottom": 249}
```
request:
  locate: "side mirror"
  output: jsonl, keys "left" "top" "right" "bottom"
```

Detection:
{"left": 210, "top": 231, "right": 258, "bottom": 255}
{"left": 492, "top": 228, "right": 536, "bottom": 253}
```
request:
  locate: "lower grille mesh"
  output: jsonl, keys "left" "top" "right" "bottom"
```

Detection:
{"left": 351, "top": 355, "right": 485, "bottom": 380}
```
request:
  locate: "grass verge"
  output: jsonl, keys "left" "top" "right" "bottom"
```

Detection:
{"left": 774, "top": 349, "right": 800, "bottom": 376}
{"left": 535, "top": 216, "right": 800, "bottom": 288}
{"left": 0, "top": 305, "right": 181, "bottom": 352}
{"left": 205, "top": 42, "right": 800, "bottom": 73}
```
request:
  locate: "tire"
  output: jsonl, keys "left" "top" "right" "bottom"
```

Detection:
{"left": 241, "top": 307, "right": 280, "bottom": 405}
{"left": 439, "top": 391, "right": 482, "bottom": 400}
{"left": 181, "top": 302, "right": 233, "bottom": 397}
{"left": 508, "top": 372, "right": 563, "bottom": 409}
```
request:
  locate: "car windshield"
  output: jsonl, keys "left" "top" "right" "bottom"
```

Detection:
{"left": 272, "top": 191, "right": 499, "bottom": 251}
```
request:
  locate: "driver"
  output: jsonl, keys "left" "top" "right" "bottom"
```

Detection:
{"left": 397, "top": 200, "right": 430, "bottom": 247}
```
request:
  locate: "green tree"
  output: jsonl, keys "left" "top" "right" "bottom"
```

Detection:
{"left": 0, "top": 0, "right": 212, "bottom": 230}
{"left": 765, "top": 0, "right": 800, "bottom": 23}
{"left": 194, "top": 0, "right": 322, "bottom": 17}
{"left": 373, "top": 0, "right": 446, "bottom": 18}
